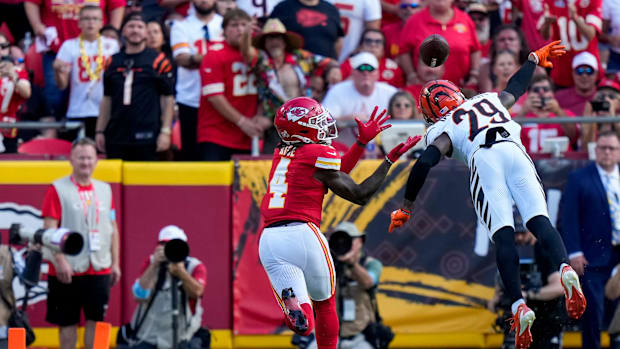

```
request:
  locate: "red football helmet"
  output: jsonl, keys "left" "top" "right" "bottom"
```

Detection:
{"left": 419, "top": 80, "right": 466, "bottom": 124}
{"left": 274, "top": 97, "right": 338, "bottom": 144}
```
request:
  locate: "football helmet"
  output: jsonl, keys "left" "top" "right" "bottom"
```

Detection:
{"left": 275, "top": 97, "right": 338, "bottom": 144}
{"left": 419, "top": 80, "right": 466, "bottom": 124}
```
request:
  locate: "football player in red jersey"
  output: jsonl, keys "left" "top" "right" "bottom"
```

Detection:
{"left": 259, "top": 97, "right": 419, "bottom": 349}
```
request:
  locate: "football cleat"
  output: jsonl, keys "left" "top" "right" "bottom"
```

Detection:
{"left": 510, "top": 303, "right": 536, "bottom": 349}
{"left": 560, "top": 264, "right": 587, "bottom": 319}
{"left": 282, "top": 288, "right": 309, "bottom": 334}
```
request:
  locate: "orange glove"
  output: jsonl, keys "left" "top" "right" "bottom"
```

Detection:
{"left": 529, "top": 40, "right": 566, "bottom": 68}
{"left": 389, "top": 208, "right": 411, "bottom": 233}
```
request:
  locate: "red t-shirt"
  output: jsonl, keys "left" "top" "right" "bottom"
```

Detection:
{"left": 382, "top": 22, "right": 402, "bottom": 59}
{"left": 380, "top": 0, "right": 401, "bottom": 29}
{"left": 400, "top": 6, "right": 481, "bottom": 85}
{"left": 519, "top": 111, "right": 575, "bottom": 153}
{"left": 545, "top": 0, "right": 603, "bottom": 87}
{"left": 555, "top": 87, "right": 595, "bottom": 116}
{"left": 24, "top": 0, "right": 125, "bottom": 45}
{"left": 137, "top": 256, "right": 207, "bottom": 312}
{"left": 0, "top": 69, "right": 29, "bottom": 138}
{"left": 261, "top": 143, "right": 341, "bottom": 228}
{"left": 41, "top": 183, "right": 116, "bottom": 276}
{"left": 340, "top": 57, "right": 404, "bottom": 87}
{"left": 197, "top": 41, "right": 258, "bottom": 150}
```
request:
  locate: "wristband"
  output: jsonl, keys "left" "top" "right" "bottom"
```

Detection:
{"left": 356, "top": 139, "right": 366, "bottom": 147}
{"left": 160, "top": 127, "right": 171, "bottom": 135}
{"left": 132, "top": 280, "right": 151, "bottom": 300}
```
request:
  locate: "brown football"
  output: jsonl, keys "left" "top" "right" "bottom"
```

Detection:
{"left": 419, "top": 34, "right": 450, "bottom": 68}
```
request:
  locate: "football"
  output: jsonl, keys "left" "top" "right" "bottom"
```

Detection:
{"left": 419, "top": 34, "right": 450, "bottom": 68}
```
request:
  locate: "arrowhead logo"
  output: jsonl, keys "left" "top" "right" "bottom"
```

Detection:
{"left": 286, "top": 107, "right": 309, "bottom": 122}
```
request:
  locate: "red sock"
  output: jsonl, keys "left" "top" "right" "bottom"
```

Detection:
{"left": 283, "top": 302, "right": 315, "bottom": 336}
{"left": 314, "top": 295, "right": 339, "bottom": 349}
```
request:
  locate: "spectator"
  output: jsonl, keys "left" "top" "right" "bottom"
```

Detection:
{"left": 0, "top": 36, "right": 31, "bottom": 153}
{"left": 146, "top": 20, "right": 171, "bottom": 56}
{"left": 170, "top": 0, "right": 223, "bottom": 161}
{"left": 24, "top": 0, "right": 124, "bottom": 119}
{"left": 96, "top": 12, "right": 175, "bottom": 161}
{"left": 309, "top": 62, "right": 342, "bottom": 102}
{"left": 602, "top": 0, "right": 620, "bottom": 73}
{"left": 100, "top": 24, "right": 121, "bottom": 44}
{"left": 398, "top": 0, "right": 481, "bottom": 88}
{"left": 381, "top": 0, "right": 420, "bottom": 59}
{"left": 513, "top": 74, "right": 577, "bottom": 153}
{"left": 466, "top": 2, "right": 490, "bottom": 66}
{"left": 387, "top": 90, "right": 418, "bottom": 120}
{"left": 403, "top": 54, "right": 445, "bottom": 105}
{"left": 561, "top": 130, "right": 620, "bottom": 349}
{"left": 197, "top": 9, "right": 269, "bottom": 160}
{"left": 215, "top": 0, "right": 236, "bottom": 16}
{"left": 479, "top": 24, "right": 530, "bottom": 92}
{"left": 41, "top": 138, "right": 121, "bottom": 349}
{"left": 240, "top": 18, "right": 335, "bottom": 153}
{"left": 325, "top": 0, "right": 381, "bottom": 63}
{"left": 539, "top": 0, "right": 603, "bottom": 88}
{"left": 270, "top": 0, "right": 344, "bottom": 59}
{"left": 581, "top": 79, "right": 620, "bottom": 146}
{"left": 237, "top": 0, "right": 280, "bottom": 18}
{"left": 53, "top": 5, "right": 120, "bottom": 141}
{"left": 123, "top": 226, "right": 207, "bottom": 349}
{"left": 605, "top": 264, "right": 620, "bottom": 349}
{"left": 556, "top": 52, "right": 598, "bottom": 117}
{"left": 491, "top": 50, "right": 518, "bottom": 92}
{"left": 340, "top": 29, "right": 404, "bottom": 88}
{"left": 512, "top": 0, "right": 547, "bottom": 51}
{"left": 323, "top": 52, "right": 397, "bottom": 122}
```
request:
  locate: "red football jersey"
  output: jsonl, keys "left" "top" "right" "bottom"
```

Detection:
{"left": 544, "top": 0, "right": 603, "bottom": 87}
{"left": 197, "top": 41, "right": 258, "bottom": 150}
{"left": 261, "top": 143, "right": 341, "bottom": 228}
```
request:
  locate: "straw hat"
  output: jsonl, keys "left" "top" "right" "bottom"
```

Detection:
{"left": 252, "top": 18, "right": 304, "bottom": 51}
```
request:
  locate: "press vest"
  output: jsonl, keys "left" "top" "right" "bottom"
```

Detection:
{"left": 52, "top": 176, "right": 113, "bottom": 273}
{"left": 135, "top": 257, "right": 203, "bottom": 348}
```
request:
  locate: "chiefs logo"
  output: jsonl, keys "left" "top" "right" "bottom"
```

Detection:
{"left": 286, "top": 107, "right": 309, "bottom": 122}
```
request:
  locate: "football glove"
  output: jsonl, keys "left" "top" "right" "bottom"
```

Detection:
{"left": 389, "top": 208, "right": 411, "bottom": 233}
{"left": 386, "top": 135, "right": 422, "bottom": 164}
{"left": 528, "top": 40, "right": 566, "bottom": 68}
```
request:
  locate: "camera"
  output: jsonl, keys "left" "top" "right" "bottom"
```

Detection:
{"left": 329, "top": 230, "right": 353, "bottom": 257}
{"left": 164, "top": 238, "right": 189, "bottom": 263}
{"left": 9, "top": 223, "right": 84, "bottom": 255}
{"left": 591, "top": 100, "right": 611, "bottom": 112}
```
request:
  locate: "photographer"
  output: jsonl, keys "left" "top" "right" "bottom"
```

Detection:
{"left": 329, "top": 222, "right": 391, "bottom": 349}
{"left": 581, "top": 79, "right": 620, "bottom": 146}
{"left": 489, "top": 217, "right": 566, "bottom": 349}
{"left": 121, "top": 225, "right": 207, "bottom": 349}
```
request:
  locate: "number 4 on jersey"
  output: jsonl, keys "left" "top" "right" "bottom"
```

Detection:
{"left": 268, "top": 158, "right": 291, "bottom": 208}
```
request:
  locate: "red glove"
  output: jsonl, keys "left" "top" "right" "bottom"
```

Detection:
{"left": 356, "top": 106, "right": 391, "bottom": 145}
{"left": 389, "top": 208, "right": 411, "bottom": 233}
{"left": 529, "top": 40, "right": 566, "bottom": 68}
{"left": 386, "top": 136, "right": 422, "bottom": 164}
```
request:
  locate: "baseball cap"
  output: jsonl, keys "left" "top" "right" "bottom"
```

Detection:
{"left": 351, "top": 52, "right": 379, "bottom": 70}
{"left": 598, "top": 78, "right": 620, "bottom": 93}
{"left": 332, "top": 221, "right": 365, "bottom": 237}
{"left": 467, "top": 3, "right": 488, "bottom": 15}
{"left": 158, "top": 225, "right": 187, "bottom": 242}
{"left": 572, "top": 52, "right": 598, "bottom": 70}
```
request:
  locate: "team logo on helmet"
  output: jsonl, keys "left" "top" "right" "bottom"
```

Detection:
{"left": 287, "top": 107, "right": 309, "bottom": 122}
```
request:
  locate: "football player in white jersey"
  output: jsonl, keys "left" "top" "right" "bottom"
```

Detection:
{"left": 389, "top": 41, "right": 587, "bottom": 349}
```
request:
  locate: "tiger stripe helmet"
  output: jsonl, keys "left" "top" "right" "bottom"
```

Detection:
{"left": 419, "top": 80, "right": 466, "bottom": 124}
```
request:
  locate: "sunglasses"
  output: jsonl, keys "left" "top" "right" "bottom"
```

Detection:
{"left": 363, "top": 38, "right": 384, "bottom": 46}
{"left": 575, "top": 66, "right": 595, "bottom": 76}
{"left": 400, "top": 3, "right": 420, "bottom": 8}
{"left": 0, "top": 43, "right": 9, "bottom": 49}
{"left": 356, "top": 64, "right": 376, "bottom": 72}
{"left": 394, "top": 103, "right": 412, "bottom": 108}
{"left": 531, "top": 86, "right": 550, "bottom": 93}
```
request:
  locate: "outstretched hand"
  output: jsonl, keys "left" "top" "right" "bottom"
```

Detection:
{"left": 356, "top": 106, "right": 392, "bottom": 145}
{"left": 389, "top": 208, "right": 411, "bottom": 233}
{"left": 386, "top": 135, "right": 422, "bottom": 163}
{"left": 530, "top": 40, "right": 566, "bottom": 68}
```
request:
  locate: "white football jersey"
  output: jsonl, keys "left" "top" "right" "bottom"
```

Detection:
{"left": 327, "top": 0, "right": 381, "bottom": 62}
{"left": 425, "top": 92, "right": 524, "bottom": 165}
{"left": 56, "top": 37, "right": 119, "bottom": 118}
{"left": 170, "top": 14, "right": 224, "bottom": 108}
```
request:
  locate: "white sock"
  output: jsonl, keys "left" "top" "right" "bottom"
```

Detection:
{"left": 511, "top": 299, "right": 525, "bottom": 315}
{"left": 559, "top": 262, "right": 570, "bottom": 273}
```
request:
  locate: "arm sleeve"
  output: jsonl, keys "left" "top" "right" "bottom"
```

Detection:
{"left": 403, "top": 145, "right": 442, "bottom": 202}
{"left": 153, "top": 54, "right": 175, "bottom": 95}
{"left": 340, "top": 142, "right": 365, "bottom": 173}
{"left": 41, "top": 185, "right": 62, "bottom": 220}
{"left": 103, "top": 58, "right": 114, "bottom": 96}
{"left": 503, "top": 60, "right": 537, "bottom": 102}
{"left": 364, "top": 0, "right": 382, "bottom": 21}
{"left": 191, "top": 262, "right": 208, "bottom": 288}
{"left": 560, "top": 172, "right": 583, "bottom": 255}
{"left": 314, "top": 145, "right": 341, "bottom": 170}
{"left": 170, "top": 22, "right": 191, "bottom": 57}
{"left": 585, "top": 0, "right": 603, "bottom": 33}
{"left": 201, "top": 51, "right": 225, "bottom": 97}
{"left": 364, "top": 258, "right": 383, "bottom": 286}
